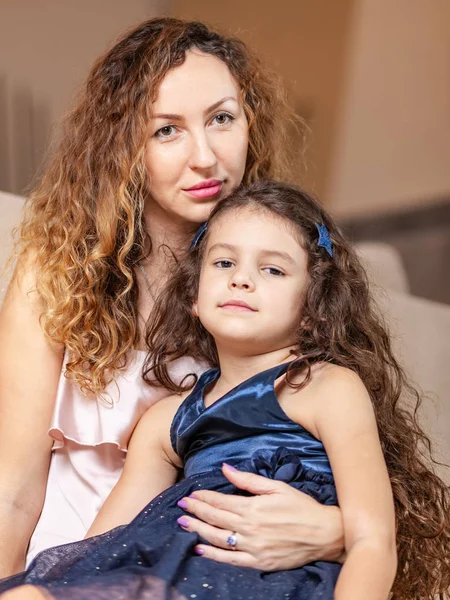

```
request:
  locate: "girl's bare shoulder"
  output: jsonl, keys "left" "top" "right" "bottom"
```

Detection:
{"left": 132, "top": 387, "right": 195, "bottom": 469}
{"left": 286, "top": 361, "right": 365, "bottom": 395}
{"left": 141, "top": 387, "right": 194, "bottom": 427}
{"left": 310, "top": 361, "right": 364, "bottom": 391}
{"left": 278, "top": 362, "right": 369, "bottom": 438}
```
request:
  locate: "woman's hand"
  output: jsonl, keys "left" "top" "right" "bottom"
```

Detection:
{"left": 176, "top": 463, "right": 345, "bottom": 571}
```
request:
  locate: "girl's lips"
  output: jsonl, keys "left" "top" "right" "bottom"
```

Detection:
{"left": 183, "top": 181, "right": 223, "bottom": 199}
{"left": 220, "top": 301, "right": 256, "bottom": 312}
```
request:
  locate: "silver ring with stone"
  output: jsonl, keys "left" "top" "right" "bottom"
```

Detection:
{"left": 226, "top": 532, "right": 238, "bottom": 550}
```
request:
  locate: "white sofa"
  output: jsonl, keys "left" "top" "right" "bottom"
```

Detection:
{"left": 0, "top": 191, "right": 25, "bottom": 304}
{"left": 1, "top": 191, "right": 449, "bottom": 482}
{"left": 356, "top": 242, "right": 450, "bottom": 481}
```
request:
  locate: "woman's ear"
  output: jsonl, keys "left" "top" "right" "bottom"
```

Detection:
{"left": 192, "top": 301, "right": 199, "bottom": 318}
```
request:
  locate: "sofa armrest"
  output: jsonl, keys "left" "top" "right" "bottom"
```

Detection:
{"left": 375, "top": 287, "right": 450, "bottom": 482}
{"left": 0, "top": 191, "right": 25, "bottom": 305}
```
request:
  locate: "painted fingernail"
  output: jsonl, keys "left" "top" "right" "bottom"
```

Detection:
{"left": 222, "top": 462, "right": 238, "bottom": 471}
{"left": 194, "top": 547, "right": 204, "bottom": 555}
{"left": 177, "top": 499, "right": 188, "bottom": 510}
{"left": 177, "top": 517, "right": 190, "bottom": 528}
{"left": 188, "top": 493, "right": 198, "bottom": 499}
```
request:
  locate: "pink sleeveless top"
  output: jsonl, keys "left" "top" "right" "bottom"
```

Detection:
{"left": 26, "top": 351, "right": 206, "bottom": 565}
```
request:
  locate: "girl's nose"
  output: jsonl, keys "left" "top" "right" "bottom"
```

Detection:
{"left": 229, "top": 270, "right": 255, "bottom": 291}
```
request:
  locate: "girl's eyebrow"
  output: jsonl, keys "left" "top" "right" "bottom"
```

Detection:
{"left": 207, "top": 243, "right": 297, "bottom": 266}
{"left": 153, "top": 96, "right": 238, "bottom": 121}
{"left": 207, "top": 242, "right": 236, "bottom": 254}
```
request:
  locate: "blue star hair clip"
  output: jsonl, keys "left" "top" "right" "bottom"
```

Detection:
{"left": 316, "top": 223, "right": 333, "bottom": 257}
{"left": 190, "top": 221, "right": 208, "bottom": 250}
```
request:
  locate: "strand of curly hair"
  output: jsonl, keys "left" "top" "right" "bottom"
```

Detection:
{"left": 144, "top": 181, "right": 449, "bottom": 600}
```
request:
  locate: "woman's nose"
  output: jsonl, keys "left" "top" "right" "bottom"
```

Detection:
{"left": 189, "top": 132, "right": 217, "bottom": 171}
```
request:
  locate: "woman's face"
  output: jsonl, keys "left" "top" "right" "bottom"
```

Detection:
{"left": 145, "top": 50, "right": 249, "bottom": 227}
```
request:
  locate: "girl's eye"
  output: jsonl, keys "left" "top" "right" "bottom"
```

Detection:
{"left": 214, "top": 260, "right": 234, "bottom": 269}
{"left": 263, "top": 267, "right": 284, "bottom": 277}
{"left": 154, "top": 125, "right": 176, "bottom": 139}
{"left": 212, "top": 112, "right": 234, "bottom": 127}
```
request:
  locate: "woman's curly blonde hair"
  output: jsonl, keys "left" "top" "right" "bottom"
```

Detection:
{"left": 15, "top": 17, "right": 298, "bottom": 395}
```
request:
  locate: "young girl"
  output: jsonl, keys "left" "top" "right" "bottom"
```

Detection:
{"left": 1, "top": 181, "right": 448, "bottom": 599}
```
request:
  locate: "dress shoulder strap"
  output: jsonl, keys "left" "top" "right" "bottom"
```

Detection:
{"left": 270, "top": 351, "right": 326, "bottom": 381}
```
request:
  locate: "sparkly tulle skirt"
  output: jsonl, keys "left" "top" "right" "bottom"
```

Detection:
{"left": 0, "top": 449, "right": 341, "bottom": 599}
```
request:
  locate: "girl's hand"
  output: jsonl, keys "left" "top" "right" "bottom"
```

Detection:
{"left": 176, "top": 463, "right": 345, "bottom": 571}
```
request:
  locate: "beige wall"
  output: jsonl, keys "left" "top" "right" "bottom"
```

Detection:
{"left": 326, "top": 0, "right": 450, "bottom": 217}
{"left": 2, "top": 1, "right": 448, "bottom": 219}
{"left": 173, "top": 0, "right": 450, "bottom": 218}
{"left": 172, "top": 0, "right": 354, "bottom": 199}
{"left": 0, "top": 0, "right": 168, "bottom": 195}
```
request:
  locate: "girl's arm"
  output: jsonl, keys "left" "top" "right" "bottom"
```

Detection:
{"left": 313, "top": 367, "right": 397, "bottom": 600}
{"left": 86, "top": 396, "right": 181, "bottom": 537}
{"left": 0, "top": 257, "right": 64, "bottom": 576}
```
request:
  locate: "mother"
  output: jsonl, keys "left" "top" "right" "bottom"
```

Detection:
{"left": 0, "top": 17, "right": 344, "bottom": 575}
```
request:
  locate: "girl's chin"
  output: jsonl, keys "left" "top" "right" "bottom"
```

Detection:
{"left": 213, "top": 334, "right": 278, "bottom": 354}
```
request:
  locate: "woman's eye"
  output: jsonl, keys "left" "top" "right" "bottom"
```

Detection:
{"left": 155, "top": 125, "right": 176, "bottom": 139}
{"left": 214, "top": 260, "right": 234, "bottom": 269}
{"left": 212, "top": 112, "right": 234, "bottom": 127}
{"left": 263, "top": 267, "right": 284, "bottom": 277}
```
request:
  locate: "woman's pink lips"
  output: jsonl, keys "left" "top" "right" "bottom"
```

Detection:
{"left": 183, "top": 180, "right": 223, "bottom": 199}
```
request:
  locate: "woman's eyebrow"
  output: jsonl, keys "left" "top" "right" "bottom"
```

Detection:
{"left": 205, "top": 96, "right": 237, "bottom": 113}
{"left": 153, "top": 96, "right": 237, "bottom": 121}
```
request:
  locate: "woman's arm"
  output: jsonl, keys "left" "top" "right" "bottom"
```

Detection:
{"left": 86, "top": 397, "right": 180, "bottom": 538}
{"left": 0, "top": 258, "right": 64, "bottom": 576}
{"left": 314, "top": 368, "right": 397, "bottom": 600}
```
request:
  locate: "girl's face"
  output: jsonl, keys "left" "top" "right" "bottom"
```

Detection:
{"left": 195, "top": 208, "right": 310, "bottom": 355}
{"left": 145, "top": 50, "right": 249, "bottom": 228}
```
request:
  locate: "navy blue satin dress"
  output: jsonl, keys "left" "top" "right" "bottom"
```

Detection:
{"left": 0, "top": 362, "right": 341, "bottom": 599}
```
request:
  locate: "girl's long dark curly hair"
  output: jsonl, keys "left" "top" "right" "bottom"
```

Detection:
{"left": 145, "top": 180, "right": 449, "bottom": 600}
{"left": 15, "top": 18, "right": 297, "bottom": 395}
